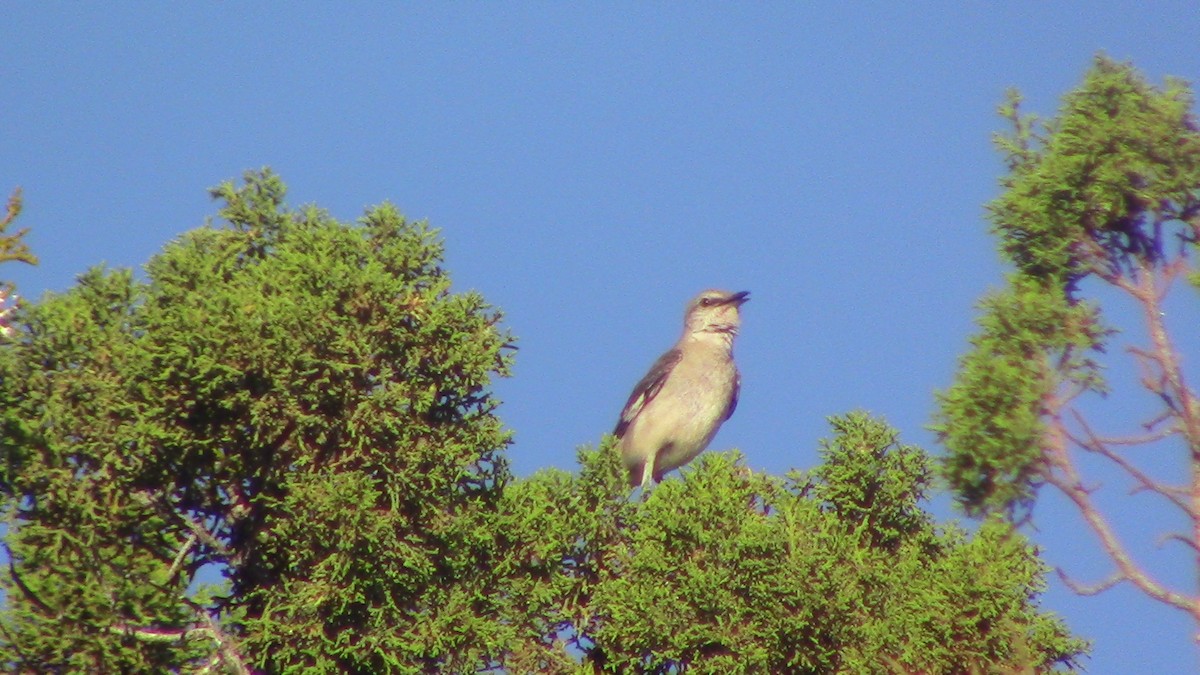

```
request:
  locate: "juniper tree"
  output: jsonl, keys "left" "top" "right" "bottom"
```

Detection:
{"left": 0, "top": 170, "right": 515, "bottom": 672}
{"left": 935, "top": 56, "right": 1200, "bottom": 634}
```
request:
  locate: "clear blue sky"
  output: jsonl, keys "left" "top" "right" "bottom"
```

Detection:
{"left": 4, "top": 4, "right": 1199, "bottom": 672}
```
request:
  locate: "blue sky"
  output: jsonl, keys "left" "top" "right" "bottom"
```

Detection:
{"left": 4, "top": 3, "right": 1199, "bottom": 672}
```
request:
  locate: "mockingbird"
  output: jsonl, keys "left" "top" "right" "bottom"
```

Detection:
{"left": 614, "top": 289, "right": 749, "bottom": 492}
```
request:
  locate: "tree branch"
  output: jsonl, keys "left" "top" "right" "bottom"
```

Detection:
{"left": 192, "top": 605, "right": 253, "bottom": 675}
{"left": 1066, "top": 409, "right": 1194, "bottom": 516}
{"left": 0, "top": 187, "right": 37, "bottom": 267}
{"left": 108, "top": 622, "right": 202, "bottom": 644}
{"left": 109, "top": 601, "right": 253, "bottom": 674}
{"left": 167, "top": 533, "right": 198, "bottom": 583}
{"left": 1043, "top": 411, "right": 1195, "bottom": 614}
{"left": 1156, "top": 532, "right": 1200, "bottom": 553}
{"left": 132, "top": 490, "right": 233, "bottom": 560}
{"left": 1135, "top": 259, "right": 1200, "bottom": 453}
{"left": 1056, "top": 568, "right": 1125, "bottom": 596}
{"left": 1045, "top": 470, "right": 1194, "bottom": 612}
{"left": 2, "top": 543, "right": 56, "bottom": 615}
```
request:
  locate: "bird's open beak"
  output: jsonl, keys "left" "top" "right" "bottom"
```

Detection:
{"left": 728, "top": 290, "right": 750, "bottom": 306}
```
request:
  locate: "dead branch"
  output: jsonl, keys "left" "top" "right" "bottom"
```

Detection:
{"left": 1066, "top": 409, "right": 1194, "bottom": 517}
{"left": 1156, "top": 532, "right": 1200, "bottom": 552}
{"left": 1056, "top": 568, "right": 1125, "bottom": 596}
{"left": 1043, "top": 404, "right": 1195, "bottom": 614}
{"left": 1089, "top": 425, "right": 1179, "bottom": 447}
{"left": 1046, "top": 470, "right": 1194, "bottom": 612}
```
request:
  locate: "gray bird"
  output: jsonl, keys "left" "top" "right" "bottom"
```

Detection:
{"left": 614, "top": 289, "right": 749, "bottom": 492}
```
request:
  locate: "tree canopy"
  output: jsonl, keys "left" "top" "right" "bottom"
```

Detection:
{"left": 935, "top": 55, "right": 1200, "bottom": 633}
{"left": 0, "top": 171, "right": 1084, "bottom": 672}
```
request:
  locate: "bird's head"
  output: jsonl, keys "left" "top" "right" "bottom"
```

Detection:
{"left": 683, "top": 289, "right": 749, "bottom": 337}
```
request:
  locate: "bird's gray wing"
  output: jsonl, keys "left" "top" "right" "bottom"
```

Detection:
{"left": 723, "top": 370, "right": 740, "bottom": 421}
{"left": 614, "top": 348, "right": 682, "bottom": 438}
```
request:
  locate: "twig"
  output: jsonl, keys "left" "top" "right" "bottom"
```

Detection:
{"left": 1066, "top": 409, "right": 1195, "bottom": 516}
{"left": 1043, "top": 402, "right": 1194, "bottom": 614}
{"left": 132, "top": 490, "right": 232, "bottom": 559}
{"left": 1156, "top": 532, "right": 1200, "bottom": 553}
{"left": 1056, "top": 568, "right": 1125, "bottom": 596}
{"left": 167, "top": 533, "right": 198, "bottom": 583}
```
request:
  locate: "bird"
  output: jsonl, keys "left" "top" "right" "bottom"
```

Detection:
{"left": 613, "top": 288, "right": 749, "bottom": 492}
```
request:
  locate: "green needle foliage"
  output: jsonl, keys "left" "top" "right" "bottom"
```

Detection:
{"left": 0, "top": 170, "right": 515, "bottom": 672}
{"left": 0, "top": 171, "right": 1083, "bottom": 672}
{"left": 501, "top": 415, "right": 1083, "bottom": 673}
{"left": 0, "top": 189, "right": 37, "bottom": 269}
{"left": 935, "top": 54, "right": 1200, "bottom": 642}
{"left": 935, "top": 54, "right": 1200, "bottom": 518}
{"left": 0, "top": 187, "right": 37, "bottom": 338}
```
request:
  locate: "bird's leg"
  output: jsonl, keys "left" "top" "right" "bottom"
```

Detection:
{"left": 639, "top": 454, "right": 657, "bottom": 499}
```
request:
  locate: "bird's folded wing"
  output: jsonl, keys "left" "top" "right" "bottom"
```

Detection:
{"left": 724, "top": 371, "right": 740, "bottom": 421}
{"left": 614, "top": 348, "right": 682, "bottom": 438}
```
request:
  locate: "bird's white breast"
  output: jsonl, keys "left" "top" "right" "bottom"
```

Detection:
{"left": 621, "top": 339, "right": 737, "bottom": 475}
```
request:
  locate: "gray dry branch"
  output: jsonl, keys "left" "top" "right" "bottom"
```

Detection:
{"left": 1043, "top": 254, "right": 1200, "bottom": 623}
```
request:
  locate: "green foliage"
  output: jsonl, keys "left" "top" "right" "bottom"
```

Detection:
{"left": 0, "top": 187, "right": 38, "bottom": 340}
{"left": 0, "top": 171, "right": 1082, "bottom": 672}
{"left": 0, "top": 188, "right": 37, "bottom": 269}
{"left": 807, "top": 413, "right": 931, "bottom": 550}
{"left": 503, "top": 414, "right": 1084, "bottom": 673}
{"left": 934, "top": 55, "right": 1200, "bottom": 517}
{"left": 0, "top": 169, "right": 514, "bottom": 671}
{"left": 991, "top": 56, "right": 1200, "bottom": 285}
{"left": 934, "top": 278, "right": 1103, "bottom": 517}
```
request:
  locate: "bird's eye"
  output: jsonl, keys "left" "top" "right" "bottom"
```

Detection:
{"left": 699, "top": 297, "right": 715, "bottom": 307}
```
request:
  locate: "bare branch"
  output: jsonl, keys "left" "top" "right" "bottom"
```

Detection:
{"left": 1090, "top": 425, "right": 1179, "bottom": 447}
{"left": 1136, "top": 259, "right": 1200, "bottom": 451}
{"left": 1156, "top": 532, "right": 1200, "bottom": 552}
{"left": 108, "top": 602, "right": 253, "bottom": 674}
{"left": 1066, "top": 409, "right": 1194, "bottom": 517}
{"left": 1142, "top": 409, "right": 1174, "bottom": 433}
{"left": 191, "top": 603, "right": 253, "bottom": 675}
{"left": 108, "top": 623, "right": 198, "bottom": 644}
{"left": 1046, "top": 471, "right": 1194, "bottom": 612}
{"left": 132, "top": 490, "right": 232, "bottom": 560}
{"left": 1043, "top": 412, "right": 1195, "bottom": 614}
{"left": 1158, "top": 257, "right": 1186, "bottom": 303}
{"left": 168, "top": 533, "right": 198, "bottom": 583}
{"left": 1056, "top": 567, "right": 1125, "bottom": 596}
{"left": 1128, "top": 345, "right": 1162, "bottom": 366}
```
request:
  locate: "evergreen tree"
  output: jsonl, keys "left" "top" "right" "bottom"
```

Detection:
{"left": 0, "top": 170, "right": 515, "bottom": 672}
{"left": 935, "top": 56, "right": 1200, "bottom": 633}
